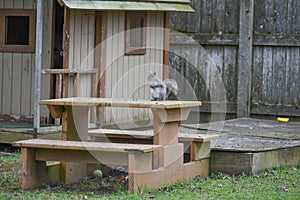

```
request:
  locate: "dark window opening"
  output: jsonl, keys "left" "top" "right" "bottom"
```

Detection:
{"left": 125, "top": 12, "right": 147, "bottom": 55}
{"left": 129, "top": 18, "right": 145, "bottom": 48}
{"left": 5, "top": 16, "right": 30, "bottom": 45}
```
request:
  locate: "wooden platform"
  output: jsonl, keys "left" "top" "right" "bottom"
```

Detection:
{"left": 183, "top": 118, "right": 300, "bottom": 175}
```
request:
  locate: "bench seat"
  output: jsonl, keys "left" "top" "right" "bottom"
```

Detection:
{"left": 88, "top": 129, "right": 219, "bottom": 143}
{"left": 14, "top": 139, "right": 161, "bottom": 153}
{"left": 13, "top": 139, "right": 162, "bottom": 191}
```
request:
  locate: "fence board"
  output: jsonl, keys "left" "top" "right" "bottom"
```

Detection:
{"left": 224, "top": 0, "right": 239, "bottom": 34}
{"left": 200, "top": 0, "right": 213, "bottom": 33}
{"left": 168, "top": 0, "right": 300, "bottom": 118}
{"left": 272, "top": 47, "right": 286, "bottom": 104}
{"left": 285, "top": 47, "right": 300, "bottom": 104}
{"left": 212, "top": 0, "right": 225, "bottom": 33}
{"left": 223, "top": 46, "right": 237, "bottom": 103}
{"left": 251, "top": 47, "right": 263, "bottom": 104}
{"left": 187, "top": 0, "right": 201, "bottom": 33}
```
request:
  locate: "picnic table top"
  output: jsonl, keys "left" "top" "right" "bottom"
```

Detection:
{"left": 40, "top": 97, "right": 202, "bottom": 109}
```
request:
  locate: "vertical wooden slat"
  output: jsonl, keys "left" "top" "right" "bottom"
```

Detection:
{"left": 80, "top": 10, "right": 88, "bottom": 97}
{"left": 272, "top": 47, "right": 286, "bottom": 104}
{"left": 224, "top": 0, "right": 239, "bottom": 34}
{"left": 223, "top": 46, "right": 237, "bottom": 103}
{"left": 0, "top": 53, "right": 2, "bottom": 114}
{"left": 11, "top": 53, "right": 22, "bottom": 115}
{"left": 200, "top": 0, "right": 213, "bottom": 33}
{"left": 251, "top": 47, "right": 263, "bottom": 104}
{"left": 285, "top": 47, "right": 300, "bottom": 104}
{"left": 262, "top": 47, "right": 273, "bottom": 104}
{"left": 4, "top": 0, "right": 14, "bottom": 8}
{"left": 273, "top": 0, "right": 288, "bottom": 34}
{"left": 14, "top": 0, "right": 23, "bottom": 8}
{"left": 237, "top": 0, "right": 254, "bottom": 117}
{"left": 187, "top": 0, "right": 201, "bottom": 33}
{"left": 265, "top": 0, "right": 274, "bottom": 34}
{"left": 212, "top": 0, "right": 225, "bottom": 33}
{"left": 23, "top": 0, "right": 34, "bottom": 9}
{"left": 2, "top": 53, "right": 12, "bottom": 114}
{"left": 289, "top": 0, "right": 300, "bottom": 34}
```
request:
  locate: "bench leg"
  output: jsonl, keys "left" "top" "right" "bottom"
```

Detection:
{"left": 190, "top": 141, "right": 211, "bottom": 161}
{"left": 127, "top": 152, "right": 153, "bottom": 192}
{"left": 21, "top": 148, "right": 47, "bottom": 189}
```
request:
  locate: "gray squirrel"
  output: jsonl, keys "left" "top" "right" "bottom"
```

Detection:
{"left": 148, "top": 71, "right": 178, "bottom": 101}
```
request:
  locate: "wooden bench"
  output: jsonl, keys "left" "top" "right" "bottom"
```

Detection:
{"left": 88, "top": 129, "right": 219, "bottom": 162}
{"left": 13, "top": 139, "right": 162, "bottom": 192}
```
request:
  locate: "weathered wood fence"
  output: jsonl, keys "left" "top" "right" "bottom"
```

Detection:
{"left": 169, "top": 0, "right": 300, "bottom": 119}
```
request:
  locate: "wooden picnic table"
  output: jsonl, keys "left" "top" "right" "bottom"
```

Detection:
{"left": 37, "top": 97, "right": 211, "bottom": 191}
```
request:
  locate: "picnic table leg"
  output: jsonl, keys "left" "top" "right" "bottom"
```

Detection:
{"left": 151, "top": 108, "right": 191, "bottom": 168}
{"left": 61, "top": 106, "right": 90, "bottom": 184}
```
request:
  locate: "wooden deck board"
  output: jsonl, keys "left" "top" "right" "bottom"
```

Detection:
{"left": 183, "top": 118, "right": 300, "bottom": 140}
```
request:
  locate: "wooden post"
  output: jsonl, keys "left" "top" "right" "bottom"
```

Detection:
{"left": 237, "top": 0, "right": 254, "bottom": 118}
{"left": 33, "top": 0, "right": 43, "bottom": 136}
{"left": 62, "top": 7, "right": 70, "bottom": 97}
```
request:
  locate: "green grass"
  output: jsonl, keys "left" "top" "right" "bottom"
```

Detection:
{"left": 0, "top": 152, "right": 299, "bottom": 200}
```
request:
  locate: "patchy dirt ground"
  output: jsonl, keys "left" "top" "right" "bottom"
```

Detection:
{"left": 0, "top": 152, "right": 128, "bottom": 195}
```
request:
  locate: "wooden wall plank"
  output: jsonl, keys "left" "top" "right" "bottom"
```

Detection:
{"left": 81, "top": 10, "right": 89, "bottom": 97}
{"left": 23, "top": 0, "right": 34, "bottom": 9}
{"left": 0, "top": 53, "right": 2, "bottom": 114}
{"left": 11, "top": 53, "right": 22, "bottom": 115}
{"left": 14, "top": 0, "right": 23, "bottom": 8}
{"left": 2, "top": 53, "right": 12, "bottom": 114}
{"left": 4, "top": 0, "right": 14, "bottom": 8}
{"left": 21, "top": 53, "right": 32, "bottom": 116}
